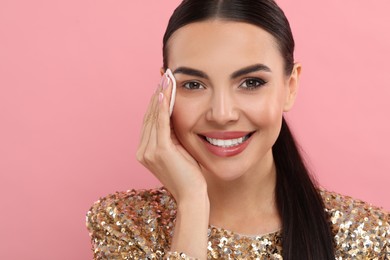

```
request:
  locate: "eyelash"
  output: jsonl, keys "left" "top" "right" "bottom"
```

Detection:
{"left": 239, "top": 78, "right": 267, "bottom": 90}
{"left": 181, "top": 78, "right": 267, "bottom": 91}
{"left": 182, "top": 81, "right": 204, "bottom": 90}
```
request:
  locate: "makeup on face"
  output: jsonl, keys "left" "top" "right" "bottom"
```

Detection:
{"left": 166, "top": 20, "right": 291, "bottom": 182}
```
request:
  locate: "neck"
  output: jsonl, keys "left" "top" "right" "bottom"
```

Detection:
{"left": 206, "top": 152, "right": 281, "bottom": 235}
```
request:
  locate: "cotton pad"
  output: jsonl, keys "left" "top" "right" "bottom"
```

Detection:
{"left": 165, "top": 68, "right": 176, "bottom": 116}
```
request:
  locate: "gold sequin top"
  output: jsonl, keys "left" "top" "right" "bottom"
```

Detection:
{"left": 86, "top": 187, "right": 390, "bottom": 259}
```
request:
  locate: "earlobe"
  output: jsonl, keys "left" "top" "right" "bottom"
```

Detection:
{"left": 283, "top": 63, "right": 302, "bottom": 112}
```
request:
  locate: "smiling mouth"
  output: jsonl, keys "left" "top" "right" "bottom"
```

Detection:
{"left": 199, "top": 132, "right": 255, "bottom": 148}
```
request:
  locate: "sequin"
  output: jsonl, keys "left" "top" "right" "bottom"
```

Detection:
{"left": 86, "top": 188, "right": 389, "bottom": 259}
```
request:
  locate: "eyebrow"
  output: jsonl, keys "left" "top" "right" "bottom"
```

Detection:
{"left": 173, "top": 63, "right": 272, "bottom": 80}
{"left": 230, "top": 64, "right": 272, "bottom": 79}
{"left": 173, "top": 67, "right": 209, "bottom": 79}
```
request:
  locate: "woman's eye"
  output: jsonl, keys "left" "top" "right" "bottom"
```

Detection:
{"left": 240, "top": 78, "right": 267, "bottom": 90}
{"left": 183, "top": 81, "right": 204, "bottom": 90}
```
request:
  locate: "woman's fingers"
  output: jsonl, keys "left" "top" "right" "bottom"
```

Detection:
{"left": 156, "top": 74, "right": 173, "bottom": 147}
{"left": 137, "top": 72, "right": 172, "bottom": 164}
{"left": 139, "top": 89, "right": 158, "bottom": 141}
{"left": 136, "top": 72, "right": 207, "bottom": 202}
{"left": 137, "top": 81, "right": 162, "bottom": 162}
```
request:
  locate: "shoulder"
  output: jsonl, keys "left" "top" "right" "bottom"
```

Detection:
{"left": 320, "top": 189, "right": 389, "bottom": 227}
{"left": 86, "top": 187, "right": 177, "bottom": 229}
{"left": 86, "top": 187, "right": 177, "bottom": 259}
{"left": 319, "top": 189, "right": 390, "bottom": 258}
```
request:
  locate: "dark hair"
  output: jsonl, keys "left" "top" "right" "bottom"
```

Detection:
{"left": 162, "top": 0, "right": 335, "bottom": 259}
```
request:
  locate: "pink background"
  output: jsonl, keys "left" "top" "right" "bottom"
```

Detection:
{"left": 1, "top": 0, "right": 389, "bottom": 259}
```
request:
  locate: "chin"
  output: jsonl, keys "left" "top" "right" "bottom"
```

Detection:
{"left": 202, "top": 163, "right": 249, "bottom": 182}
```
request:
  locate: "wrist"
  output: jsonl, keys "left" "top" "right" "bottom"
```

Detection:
{"left": 176, "top": 185, "right": 209, "bottom": 209}
{"left": 171, "top": 187, "right": 209, "bottom": 260}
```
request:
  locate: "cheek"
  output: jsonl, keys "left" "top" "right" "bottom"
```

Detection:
{"left": 240, "top": 91, "right": 285, "bottom": 126}
{"left": 170, "top": 95, "right": 201, "bottom": 140}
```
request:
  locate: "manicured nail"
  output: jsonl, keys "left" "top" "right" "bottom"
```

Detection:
{"left": 159, "top": 92, "right": 164, "bottom": 103}
{"left": 163, "top": 74, "right": 170, "bottom": 90}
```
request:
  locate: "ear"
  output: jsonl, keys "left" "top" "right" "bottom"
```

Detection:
{"left": 283, "top": 63, "right": 302, "bottom": 112}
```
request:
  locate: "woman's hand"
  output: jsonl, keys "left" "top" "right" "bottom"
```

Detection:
{"left": 136, "top": 72, "right": 210, "bottom": 259}
{"left": 136, "top": 72, "right": 207, "bottom": 203}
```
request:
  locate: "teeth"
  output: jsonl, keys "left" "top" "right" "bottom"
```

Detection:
{"left": 205, "top": 134, "right": 250, "bottom": 148}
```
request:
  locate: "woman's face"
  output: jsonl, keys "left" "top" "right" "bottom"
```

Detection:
{"left": 167, "top": 20, "right": 300, "bottom": 181}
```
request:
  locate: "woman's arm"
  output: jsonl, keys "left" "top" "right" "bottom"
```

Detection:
{"left": 86, "top": 188, "right": 209, "bottom": 260}
{"left": 169, "top": 188, "right": 210, "bottom": 260}
{"left": 136, "top": 73, "right": 210, "bottom": 258}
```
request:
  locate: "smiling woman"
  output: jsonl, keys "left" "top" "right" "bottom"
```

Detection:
{"left": 86, "top": 0, "right": 389, "bottom": 259}
{"left": 169, "top": 21, "right": 297, "bottom": 183}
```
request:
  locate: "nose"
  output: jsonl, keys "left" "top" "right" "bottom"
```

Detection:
{"left": 205, "top": 89, "right": 239, "bottom": 125}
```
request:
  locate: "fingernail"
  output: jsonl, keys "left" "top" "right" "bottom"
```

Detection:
{"left": 159, "top": 92, "right": 164, "bottom": 103}
{"left": 163, "top": 74, "right": 170, "bottom": 90}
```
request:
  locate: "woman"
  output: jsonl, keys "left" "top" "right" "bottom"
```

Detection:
{"left": 86, "top": 0, "right": 389, "bottom": 259}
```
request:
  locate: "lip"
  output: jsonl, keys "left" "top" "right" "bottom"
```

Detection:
{"left": 198, "top": 131, "right": 255, "bottom": 157}
{"left": 199, "top": 131, "right": 253, "bottom": 140}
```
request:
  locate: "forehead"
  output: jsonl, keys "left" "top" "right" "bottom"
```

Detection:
{"left": 166, "top": 20, "right": 283, "bottom": 72}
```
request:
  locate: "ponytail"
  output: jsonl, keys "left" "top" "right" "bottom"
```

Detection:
{"left": 273, "top": 117, "right": 335, "bottom": 259}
